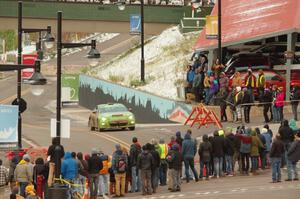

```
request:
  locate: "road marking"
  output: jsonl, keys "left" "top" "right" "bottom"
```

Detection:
{"left": 91, "top": 132, "right": 130, "bottom": 150}
{"left": 0, "top": 88, "right": 31, "bottom": 104}
{"left": 101, "top": 133, "right": 130, "bottom": 148}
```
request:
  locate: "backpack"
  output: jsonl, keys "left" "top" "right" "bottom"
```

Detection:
{"left": 166, "top": 152, "right": 175, "bottom": 164}
{"left": 116, "top": 153, "right": 126, "bottom": 173}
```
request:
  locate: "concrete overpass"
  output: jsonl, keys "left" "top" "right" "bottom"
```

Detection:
{"left": 0, "top": 1, "right": 212, "bottom": 34}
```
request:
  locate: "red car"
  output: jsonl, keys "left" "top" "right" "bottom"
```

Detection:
{"left": 229, "top": 70, "right": 300, "bottom": 93}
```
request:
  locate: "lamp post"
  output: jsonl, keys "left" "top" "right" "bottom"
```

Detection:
{"left": 217, "top": 0, "right": 222, "bottom": 63}
{"left": 117, "top": 0, "right": 145, "bottom": 82}
{"left": 54, "top": 11, "right": 100, "bottom": 178}
{"left": 17, "top": 1, "right": 54, "bottom": 149}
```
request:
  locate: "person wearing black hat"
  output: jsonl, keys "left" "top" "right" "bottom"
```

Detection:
{"left": 129, "top": 137, "right": 142, "bottom": 193}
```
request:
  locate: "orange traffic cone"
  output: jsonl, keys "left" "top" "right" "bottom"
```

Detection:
{"left": 83, "top": 178, "right": 89, "bottom": 199}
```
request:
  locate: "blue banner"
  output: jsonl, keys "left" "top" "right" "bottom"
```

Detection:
{"left": 0, "top": 105, "right": 18, "bottom": 148}
{"left": 130, "top": 14, "right": 141, "bottom": 35}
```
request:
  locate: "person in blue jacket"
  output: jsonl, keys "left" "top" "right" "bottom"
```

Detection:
{"left": 61, "top": 152, "right": 78, "bottom": 199}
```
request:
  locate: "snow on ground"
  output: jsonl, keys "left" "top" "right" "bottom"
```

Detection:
{"left": 91, "top": 26, "right": 198, "bottom": 100}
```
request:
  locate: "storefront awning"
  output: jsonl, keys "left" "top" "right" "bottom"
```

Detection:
{"left": 194, "top": 0, "right": 300, "bottom": 50}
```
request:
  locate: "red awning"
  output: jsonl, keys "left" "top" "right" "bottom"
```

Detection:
{"left": 194, "top": 0, "right": 300, "bottom": 50}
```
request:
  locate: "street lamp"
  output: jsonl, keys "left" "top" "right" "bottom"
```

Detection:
{"left": 17, "top": 1, "right": 54, "bottom": 149}
{"left": 217, "top": 0, "right": 222, "bottom": 63}
{"left": 117, "top": 0, "right": 145, "bottom": 82}
{"left": 54, "top": 11, "right": 100, "bottom": 178}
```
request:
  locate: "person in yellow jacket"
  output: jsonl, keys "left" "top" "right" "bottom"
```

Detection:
{"left": 98, "top": 151, "right": 110, "bottom": 197}
{"left": 256, "top": 69, "right": 266, "bottom": 102}
{"left": 158, "top": 138, "right": 168, "bottom": 186}
{"left": 245, "top": 69, "right": 256, "bottom": 102}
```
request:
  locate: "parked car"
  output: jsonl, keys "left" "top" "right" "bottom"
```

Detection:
{"left": 88, "top": 103, "right": 135, "bottom": 132}
{"left": 229, "top": 69, "right": 300, "bottom": 94}
{"left": 224, "top": 53, "right": 285, "bottom": 75}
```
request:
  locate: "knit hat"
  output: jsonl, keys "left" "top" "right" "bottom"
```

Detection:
{"left": 261, "top": 128, "right": 268, "bottom": 134}
{"left": 23, "top": 154, "right": 30, "bottom": 161}
{"left": 176, "top": 131, "right": 181, "bottom": 137}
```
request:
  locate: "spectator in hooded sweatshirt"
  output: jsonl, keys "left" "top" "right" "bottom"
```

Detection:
{"left": 166, "top": 144, "right": 182, "bottom": 192}
{"left": 147, "top": 143, "right": 160, "bottom": 193}
{"left": 237, "top": 128, "right": 252, "bottom": 175}
{"left": 98, "top": 150, "right": 110, "bottom": 197}
{"left": 261, "top": 128, "right": 272, "bottom": 168}
{"left": 14, "top": 154, "right": 33, "bottom": 197}
{"left": 88, "top": 148, "right": 103, "bottom": 199}
{"left": 129, "top": 137, "right": 142, "bottom": 193}
{"left": 224, "top": 129, "right": 235, "bottom": 176}
{"left": 270, "top": 134, "right": 285, "bottom": 183}
{"left": 168, "top": 136, "right": 177, "bottom": 150}
{"left": 279, "top": 119, "right": 295, "bottom": 169}
{"left": 137, "top": 145, "right": 154, "bottom": 195}
{"left": 250, "top": 129, "right": 264, "bottom": 175}
{"left": 211, "top": 130, "right": 225, "bottom": 178}
{"left": 198, "top": 134, "right": 212, "bottom": 180}
{"left": 61, "top": 152, "right": 77, "bottom": 199}
{"left": 287, "top": 131, "right": 300, "bottom": 181}
{"left": 182, "top": 131, "right": 199, "bottom": 182}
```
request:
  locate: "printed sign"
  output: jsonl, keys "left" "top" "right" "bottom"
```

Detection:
{"left": 205, "top": 15, "right": 218, "bottom": 39}
{"left": 62, "top": 74, "right": 79, "bottom": 102}
{"left": 50, "top": 118, "right": 70, "bottom": 139}
{"left": 22, "top": 54, "right": 37, "bottom": 79}
{"left": 0, "top": 105, "right": 18, "bottom": 149}
{"left": 130, "top": 14, "right": 141, "bottom": 35}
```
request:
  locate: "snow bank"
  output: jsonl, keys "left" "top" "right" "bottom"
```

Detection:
{"left": 92, "top": 26, "right": 196, "bottom": 100}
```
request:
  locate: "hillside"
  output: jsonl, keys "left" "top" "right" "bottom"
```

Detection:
{"left": 89, "top": 26, "right": 199, "bottom": 100}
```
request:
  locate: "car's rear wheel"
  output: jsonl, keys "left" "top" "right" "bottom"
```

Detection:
{"left": 129, "top": 127, "right": 135, "bottom": 131}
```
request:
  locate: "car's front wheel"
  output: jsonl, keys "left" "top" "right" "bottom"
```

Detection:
{"left": 129, "top": 127, "right": 135, "bottom": 131}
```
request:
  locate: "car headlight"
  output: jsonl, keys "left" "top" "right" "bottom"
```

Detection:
{"left": 128, "top": 115, "right": 134, "bottom": 120}
{"left": 101, "top": 117, "right": 107, "bottom": 122}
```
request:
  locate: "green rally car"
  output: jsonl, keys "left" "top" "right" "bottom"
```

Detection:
{"left": 88, "top": 103, "right": 135, "bottom": 131}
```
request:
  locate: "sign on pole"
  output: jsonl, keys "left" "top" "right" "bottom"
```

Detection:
{"left": 0, "top": 105, "right": 18, "bottom": 149}
{"left": 62, "top": 74, "right": 79, "bottom": 104}
{"left": 130, "top": 14, "right": 141, "bottom": 35}
{"left": 50, "top": 119, "right": 70, "bottom": 139}
{"left": 205, "top": 15, "right": 218, "bottom": 39}
{"left": 22, "top": 54, "right": 37, "bottom": 80}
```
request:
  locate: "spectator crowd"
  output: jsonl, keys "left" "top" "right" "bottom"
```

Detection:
{"left": 185, "top": 54, "right": 300, "bottom": 124}
{"left": 1, "top": 123, "right": 300, "bottom": 199}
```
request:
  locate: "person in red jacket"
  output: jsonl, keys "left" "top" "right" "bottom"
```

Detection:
{"left": 275, "top": 87, "right": 285, "bottom": 122}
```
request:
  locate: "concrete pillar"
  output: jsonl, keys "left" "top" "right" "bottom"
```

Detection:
{"left": 285, "top": 33, "right": 297, "bottom": 99}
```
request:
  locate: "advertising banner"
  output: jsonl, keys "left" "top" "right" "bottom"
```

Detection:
{"left": 22, "top": 54, "right": 37, "bottom": 79}
{"left": 62, "top": 74, "right": 79, "bottom": 102}
{"left": 205, "top": 15, "right": 218, "bottom": 39}
{"left": 130, "top": 14, "right": 141, "bottom": 35}
{"left": 0, "top": 105, "right": 18, "bottom": 149}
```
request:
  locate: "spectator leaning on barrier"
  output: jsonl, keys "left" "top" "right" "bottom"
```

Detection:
{"left": 263, "top": 88, "right": 273, "bottom": 123}
{"left": 290, "top": 86, "right": 300, "bottom": 121}
{"left": 275, "top": 87, "right": 285, "bottom": 122}
{"left": 256, "top": 69, "right": 266, "bottom": 102}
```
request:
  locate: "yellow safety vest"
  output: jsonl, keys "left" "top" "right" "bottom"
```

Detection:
{"left": 246, "top": 75, "right": 256, "bottom": 88}
{"left": 256, "top": 74, "right": 265, "bottom": 88}
{"left": 235, "top": 91, "right": 244, "bottom": 103}
{"left": 159, "top": 144, "right": 168, "bottom": 159}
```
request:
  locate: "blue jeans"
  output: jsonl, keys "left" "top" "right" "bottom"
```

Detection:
{"left": 159, "top": 162, "right": 168, "bottom": 185}
{"left": 151, "top": 168, "right": 159, "bottom": 191}
{"left": 199, "top": 161, "right": 210, "bottom": 178}
{"left": 19, "top": 182, "right": 29, "bottom": 197}
{"left": 286, "top": 150, "right": 299, "bottom": 180}
{"left": 271, "top": 157, "right": 281, "bottom": 182}
{"left": 183, "top": 157, "right": 198, "bottom": 181}
{"left": 131, "top": 166, "right": 141, "bottom": 192}
{"left": 213, "top": 157, "right": 223, "bottom": 177}
{"left": 98, "top": 174, "right": 109, "bottom": 195}
{"left": 251, "top": 156, "right": 259, "bottom": 171}
{"left": 77, "top": 175, "right": 86, "bottom": 195}
{"left": 225, "top": 155, "right": 233, "bottom": 174}
{"left": 272, "top": 105, "right": 279, "bottom": 122}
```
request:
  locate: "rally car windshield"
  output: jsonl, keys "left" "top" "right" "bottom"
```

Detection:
{"left": 98, "top": 105, "right": 128, "bottom": 113}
